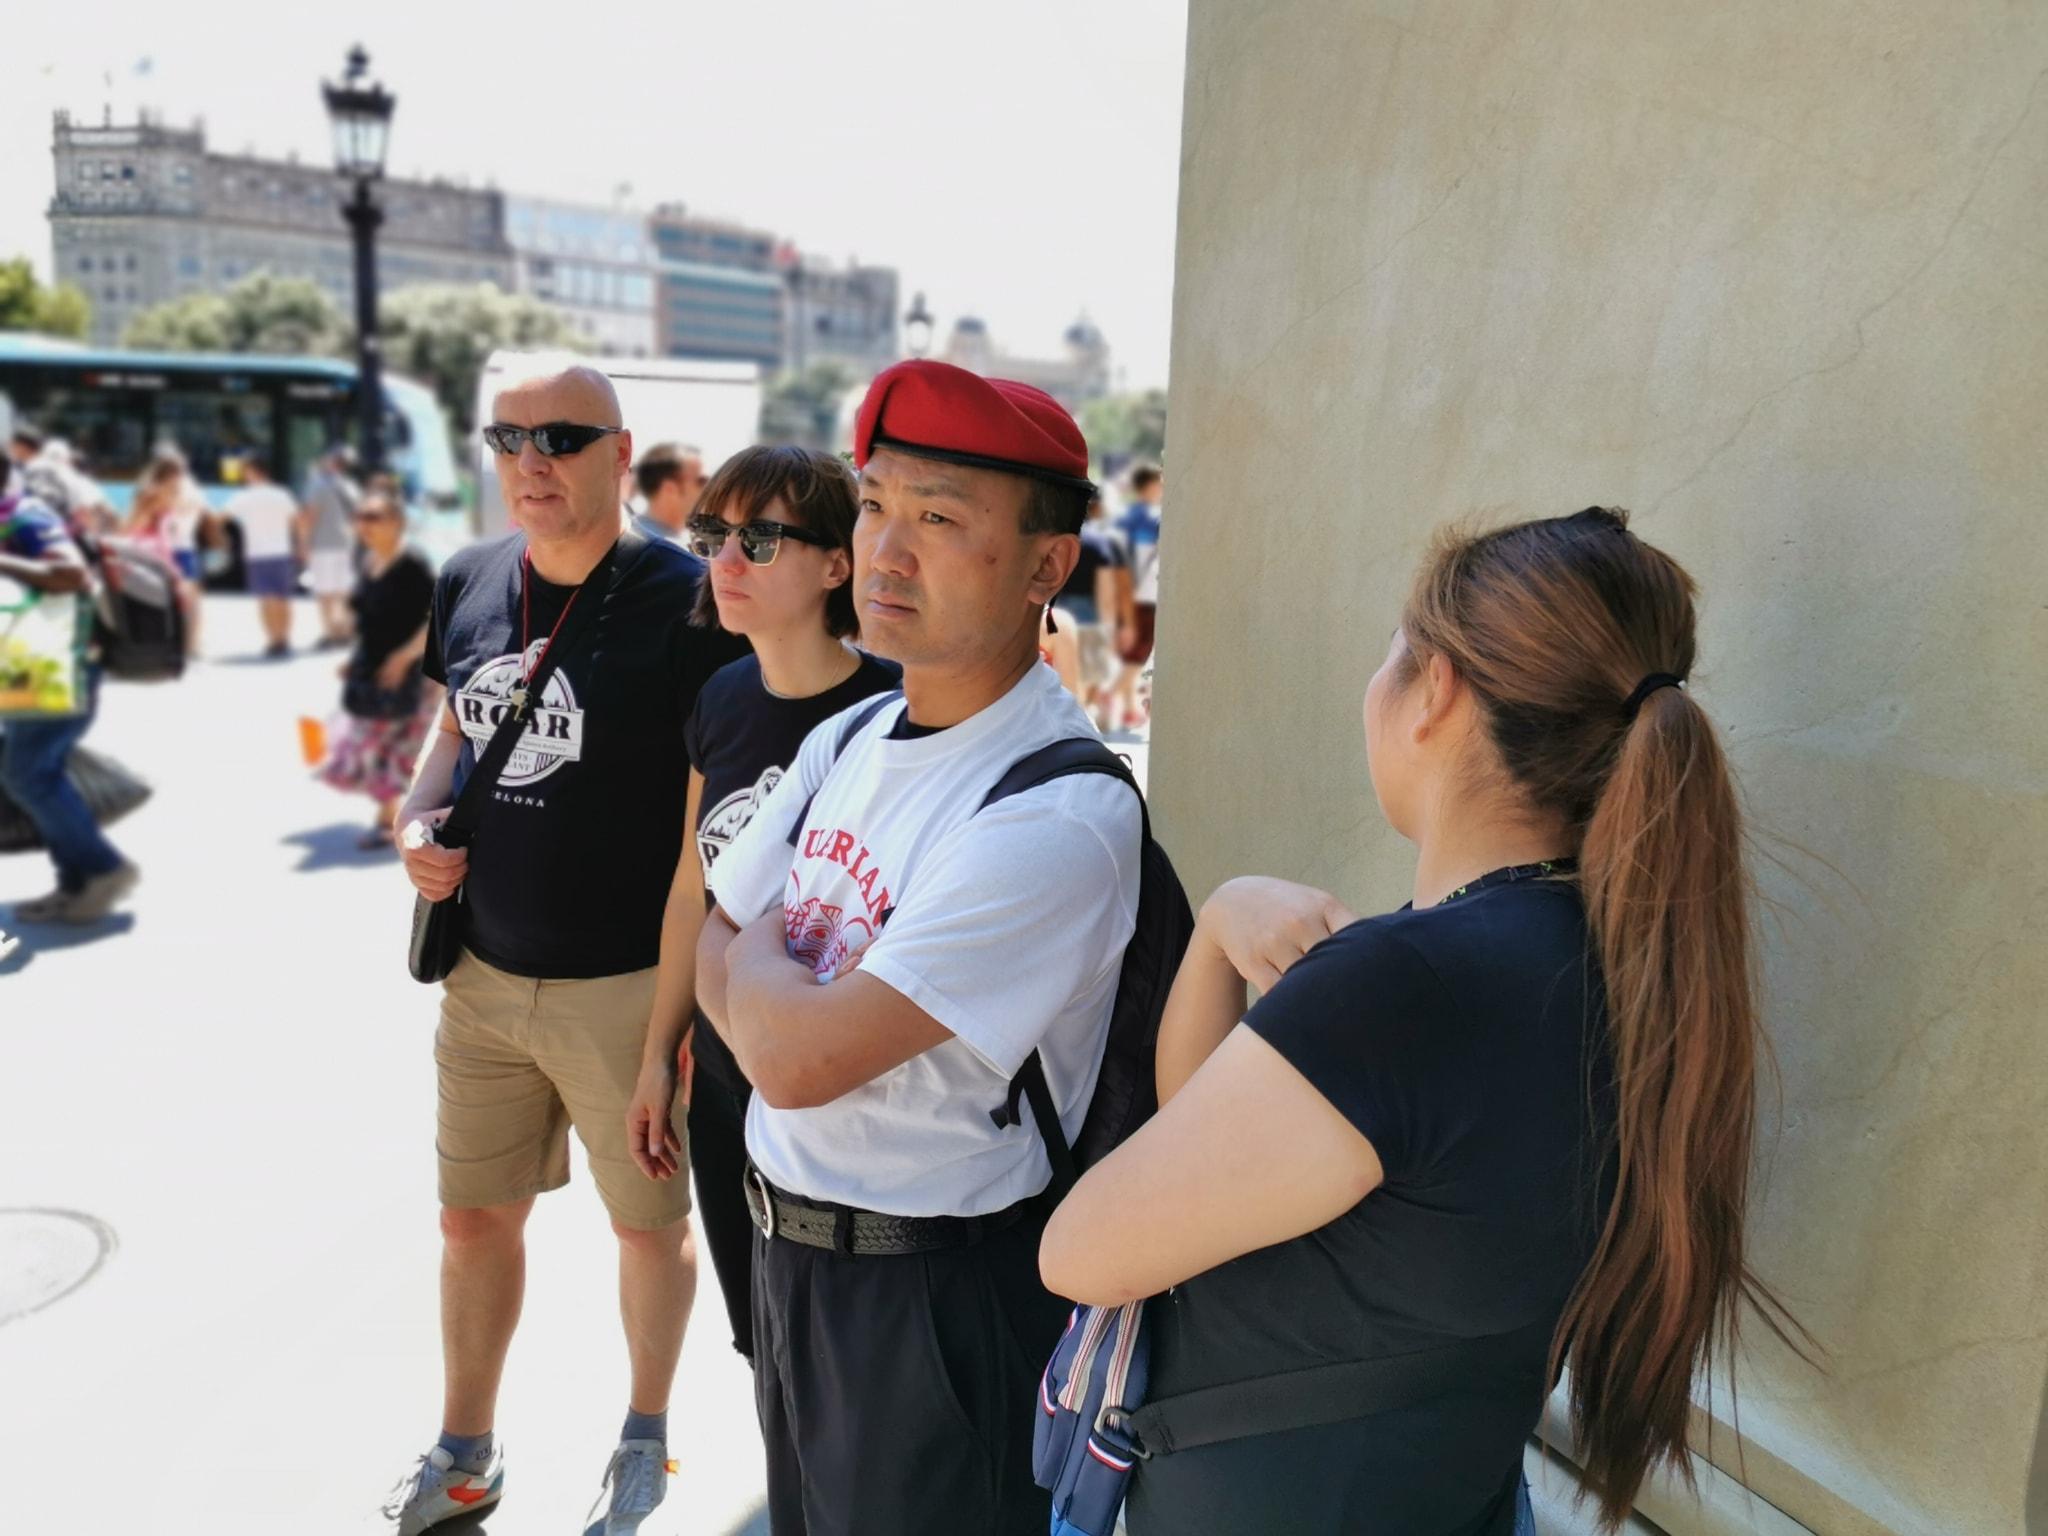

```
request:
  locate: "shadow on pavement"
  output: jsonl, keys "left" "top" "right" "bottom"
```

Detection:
{"left": 211, "top": 652, "right": 301, "bottom": 668}
{"left": 283, "top": 822, "right": 398, "bottom": 873}
{"left": 723, "top": 1502, "right": 771, "bottom": 1536}
{"left": 0, "top": 910, "right": 137, "bottom": 974}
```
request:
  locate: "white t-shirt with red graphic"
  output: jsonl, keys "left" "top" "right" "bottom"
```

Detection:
{"left": 708, "top": 663, "right": 1142, "bottom": 1218}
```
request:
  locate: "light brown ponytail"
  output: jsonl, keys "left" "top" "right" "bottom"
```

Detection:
{"left": 1399, "top": 507, "right": 1802, "bottom": 1528}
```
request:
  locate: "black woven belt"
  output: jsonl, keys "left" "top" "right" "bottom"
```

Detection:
{"left": 743, "top": 1163, "right": 1024, "bottom": 1256}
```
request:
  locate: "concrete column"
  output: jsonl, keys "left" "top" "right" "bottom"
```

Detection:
{"left": 1154, "top": 4, "right": 2048, "bottom": 1532}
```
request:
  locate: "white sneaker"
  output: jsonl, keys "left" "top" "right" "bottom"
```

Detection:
{"left": 382, "top": 1443, "right": 504, "bottom": 1534}
{"left": 581, "top": 1439, "right": 673, "bottom": 1535}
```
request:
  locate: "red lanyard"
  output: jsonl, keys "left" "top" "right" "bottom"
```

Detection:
{"left": 519, "top": 549, "right": 585, "bottom": 691}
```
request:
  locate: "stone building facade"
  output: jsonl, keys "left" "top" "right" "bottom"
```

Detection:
{"left": 940, "top": 313, "right": 1111, "bottom": 408}
{"left": 48, "top": 111, "right": 512, "bottom": 345}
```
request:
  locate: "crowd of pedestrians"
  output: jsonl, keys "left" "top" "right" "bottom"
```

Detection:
{"left": 371, "top": 353, "right": 1777, "bottom": 1536}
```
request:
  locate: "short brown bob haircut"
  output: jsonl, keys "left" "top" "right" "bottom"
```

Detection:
{"left": 688, "top": 445, "right": 862, "bottom": 638}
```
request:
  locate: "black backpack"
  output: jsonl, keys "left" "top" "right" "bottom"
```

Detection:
{"left": 85, "top": 534, "right": 187, "bottom": 682}
{"left": 790, "top": 692, "right": 1196, "bottom": 1197}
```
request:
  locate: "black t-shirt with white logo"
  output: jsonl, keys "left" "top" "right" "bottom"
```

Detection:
{"left": 682, "top": 649, "right": 901, "bottom": 1086}
{"left": 423, "top": 531, "right": 749, "bottom": 980}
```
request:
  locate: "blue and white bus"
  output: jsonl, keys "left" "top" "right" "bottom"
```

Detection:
{"left": 0, "top": 334, "right": 460, "bottom": 517}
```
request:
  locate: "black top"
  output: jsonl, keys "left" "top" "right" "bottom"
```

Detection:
{"left": 684, "top": 650, "right": 902, "bottom": 1086}
{"left": 1131, "top": 876, "right": 1613, "bottom": 1536}
{"left": 423, "top": 532, "right": 749, "bottom": 979}
{"left": 1058, "top": 525, "right": 1126, "bottom": 606}
{"left": 348, "top": 547, "right": 434, "bottom": 678}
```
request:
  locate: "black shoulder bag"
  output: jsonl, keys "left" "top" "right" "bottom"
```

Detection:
{"left": 406, "top": 531, "right": 647, "bottom": 983}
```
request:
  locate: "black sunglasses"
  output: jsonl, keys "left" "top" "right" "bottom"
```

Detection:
{"left": 481, "top": 422, "right": 622, "bottom": 458}
{"left": 685, "top": 516, "right": 834, "bottom": 567}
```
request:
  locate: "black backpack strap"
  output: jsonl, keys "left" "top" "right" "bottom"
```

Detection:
{"left": 1127, "top": 1317, "right": 1552, "bottom": 1458}
{"left": 441, "top": 529, "right": 649, "bottom": 852}
{"left": 979, "top": 737, "right": 1149, "bottom": 1198}
{"left": 785, "top": 690, "right": 902, "bottom": 848}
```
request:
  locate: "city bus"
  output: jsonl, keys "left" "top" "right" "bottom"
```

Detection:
{"left": 0, "top": 334, "right": 463, "bottom": 575}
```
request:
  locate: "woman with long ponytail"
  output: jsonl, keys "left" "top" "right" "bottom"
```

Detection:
{"left": 1041, "top": 507, "right": 1789, "bottom": 1533}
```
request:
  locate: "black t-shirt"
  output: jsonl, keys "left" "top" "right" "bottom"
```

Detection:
{"left": 348, "top": 546, "right": 434, "bottom": 676}
{"left": 423, "top": 531, "right": 749, "bottom": 979}
{"left": 1131, "top": 876, "right": 1614, "bottom": 1536}
{"left": 1058, "top": 526, "right": 1126, "bottom": 607}
{"left": 684, "top": 650, "right": 901, "bottom": 1084}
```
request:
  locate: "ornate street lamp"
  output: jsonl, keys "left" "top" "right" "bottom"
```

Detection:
{"left": 905, "top": 291, "right": 934, "bottom": 359}
{"left": 323, "top": 45, "right": 396, "bottom": 472}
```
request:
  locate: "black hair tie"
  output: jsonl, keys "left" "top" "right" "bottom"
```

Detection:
{"left": 1624, "top": 672, "right": 1685, "bottom": 719}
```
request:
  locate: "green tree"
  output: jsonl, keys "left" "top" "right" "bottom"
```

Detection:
{"left": 760, "top": 361, "right": 859, "bottom": 449}
{"left": 377, "top": 283, "right": 578, "bottom": 438}
{"left": 1078, "top": 388, "right": 1169, "bottom": 470}
{"left": 124, "top": 270, "right": 347, "bottom": 356}
{"left": 0, "top": 256, "right": 92, "bottom": 339}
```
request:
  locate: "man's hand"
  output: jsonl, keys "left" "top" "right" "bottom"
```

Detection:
{"left": 626, "top": 1046, "right": 685, "bottom": 1180}
{"left": 1199, "top": 877, "right": 1357, "bottom": 994}
{"left": 399, "top": 808, "right": 467, "bottom": 899}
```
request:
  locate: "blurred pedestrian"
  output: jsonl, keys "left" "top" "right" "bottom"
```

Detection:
{"left": 386, "top": 360, "right": 747, "bottom": 1536}
{"left": 0, "top": 487, "right": 139, "bottom": 923}
{"left": 1045, "top": 494, "right": 1128, "bottom": 726}
{"left": 4, "top": 424, "right": 39, "bottom": 498}
{"left": 1110, "top": 462, "right": 1163, "bottom": 728}
{"left": 301, "top": 444, "right": 363, "bottom": 650}
{"left": 627, "top": 445, "right": 898, "bottom": 1368}
{"left": 1041, "top": 508, "right": 1789, "bottom": 1536}
{"left": 225, "top": 455, "right": 300, "bottom": 658}
{"left": 123, "top": 453, "right": 188, "bottom": 568}
{"left": 316, "top": 477, "right": 437, "bottom": 848}
{"left": 632, "top": 441, "right": 707, "bottom": 543}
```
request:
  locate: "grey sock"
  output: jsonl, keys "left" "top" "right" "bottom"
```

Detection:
{"left": 436, "top": 1429, "right": 495, "bottom": 1475}
{"left": 621, "top": 1408, "right": 667, "bottom": 1446}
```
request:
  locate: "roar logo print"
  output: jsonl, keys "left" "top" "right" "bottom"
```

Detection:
{"left": 698, "top": 765, "right": 783, "bottom": 871}
{"left": 454, "top": 640, "right": 588, "bottom": 788}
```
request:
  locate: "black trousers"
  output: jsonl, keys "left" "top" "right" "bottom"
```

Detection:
{"left": 687, "top": 1061, "right": 757, "bottom": 1360}
{"left": 751, "top": 1206, "right": 1071, "bottom": 1536}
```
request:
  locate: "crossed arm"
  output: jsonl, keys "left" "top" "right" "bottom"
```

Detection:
{"left": 1038, "top": 878, "right": 1385, "bottom": 1308}
{"left": 695, "top": 903, "right": 951, "bottom": 1111}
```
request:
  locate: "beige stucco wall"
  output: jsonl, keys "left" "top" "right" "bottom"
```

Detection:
{"left": 1151, "top": 4, "right": 2048, "bottom": 1533}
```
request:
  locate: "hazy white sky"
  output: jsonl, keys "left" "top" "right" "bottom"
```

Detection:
{"left": 4, "top": 0, "right": 1188, "bottom": 388}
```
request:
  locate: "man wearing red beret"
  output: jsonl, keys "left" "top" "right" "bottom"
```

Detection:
{"left": 697, "top": 360, "right": 1143, "bottom": 1532}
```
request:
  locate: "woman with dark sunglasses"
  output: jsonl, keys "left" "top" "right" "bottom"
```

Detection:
{"left": 624, "top": 445, "right": 900, "bottom": 1364}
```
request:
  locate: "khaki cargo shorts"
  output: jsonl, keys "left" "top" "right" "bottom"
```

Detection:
{"left": 435, "top": 949, "right": 690, "bottom": 1230}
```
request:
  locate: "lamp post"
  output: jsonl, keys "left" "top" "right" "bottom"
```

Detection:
{"left": 905, "top": 291, "right": 934, "bottom": 359}
{"left": 322, "top": 45, "right": 396, "bottom": 473}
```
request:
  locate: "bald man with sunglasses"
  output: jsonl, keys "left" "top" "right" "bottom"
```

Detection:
{"left": 385, "top": 360, "right": 747, "bottom": 1536}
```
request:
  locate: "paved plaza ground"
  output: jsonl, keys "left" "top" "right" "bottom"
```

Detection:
{"left": 0, "top": 592, "right": 1148, "bottom": 1534}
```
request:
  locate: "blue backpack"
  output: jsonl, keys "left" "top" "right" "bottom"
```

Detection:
{"left": 1033, "top": 1301, "right": 1150, "bottom": 1536}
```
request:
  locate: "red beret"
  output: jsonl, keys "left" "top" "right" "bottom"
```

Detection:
{"left": 852, "top": 360, "right": 1094, "bottom": 492}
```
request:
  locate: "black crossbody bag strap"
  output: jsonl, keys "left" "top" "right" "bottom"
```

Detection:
{"left": 1126, "top": 1317, "right": 1552, "bottom": 1457}
{"left": 437, "top": 529, "right": 648, "bottom": 852}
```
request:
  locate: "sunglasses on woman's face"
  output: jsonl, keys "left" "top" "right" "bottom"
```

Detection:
{"left": 481, "top": 422, "right": 622, "bottom": 458}
{"left": 685, "top": 517, "right": 833, "bottom": 567}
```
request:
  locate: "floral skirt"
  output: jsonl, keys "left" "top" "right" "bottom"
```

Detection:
{"left": 318, "top": 701, "right": 436, "bottom": 804}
